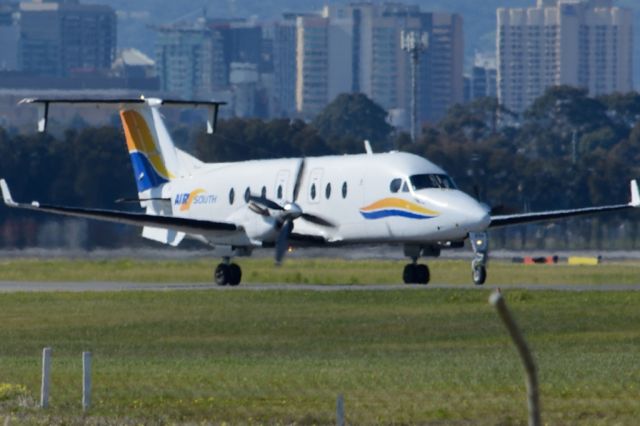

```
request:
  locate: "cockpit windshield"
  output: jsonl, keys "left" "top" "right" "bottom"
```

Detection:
{"left": 410, "top": 174, "right": 457, "bottom": 190}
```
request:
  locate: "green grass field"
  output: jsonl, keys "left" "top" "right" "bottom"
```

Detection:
{"left": 0, "top": 257, "right": 640, "bottom": 285}
{"left": 0, "top": 259, "right": 638, "bottom": 424}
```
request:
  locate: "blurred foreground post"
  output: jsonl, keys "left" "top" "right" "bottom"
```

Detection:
{"left": 40, "top": 347, "right": 51, "bottom": 408}
{"left": 82, "top": 352, "right": 92, "bottom": 411}
{"left": 489, "top": 291, "right": 541, "bottom": 426}
{"left": 336, "top": 394, "right": 344, "bottom": 426}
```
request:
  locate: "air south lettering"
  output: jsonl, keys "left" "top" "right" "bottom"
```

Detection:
{"left": 175, "top": 189, "right": 217, "bottom": 211}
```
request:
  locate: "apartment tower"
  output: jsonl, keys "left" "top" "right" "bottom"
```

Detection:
{"left": 497, "top": 0, "right": 633, "bottom": 113}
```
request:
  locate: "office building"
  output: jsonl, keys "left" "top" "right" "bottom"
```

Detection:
{"left": 471, "top": 53, "right": 497, "bottom": 100}
{"left": 19, "top": 0, "right": 116, "bottom": 77}
{"left": 155, "top": 21, "right": 225, "bottom": 99}
{"left": 0, "top": 2, "right": 19, "bottom": 71}
{"left": 498, "top": 0, "right": 633, "bottom": 113}
{"left": 294, "top": 3, "right": 464, "bottom": 123}
{"left": 272, "top": 14, "right": 299, "bottom": 116}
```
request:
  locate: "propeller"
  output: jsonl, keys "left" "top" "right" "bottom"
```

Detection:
{"left": 248, "top": 158, "right": 335, "bottom": 265}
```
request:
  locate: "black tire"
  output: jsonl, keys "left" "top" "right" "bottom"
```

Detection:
{"left": 214, "top": 264, "right": 230, "bottom": 286}
{"left": 228, "top": 264, "right": 242, "bottom": 286}
{"left": 472, "top": 266, "right": 487, "bottom": 286}
{"left": 402, "top": 264, "right": 416, "bottom": 284}
{"left": 416, "top": 264, "right": 430, "bottom": 285}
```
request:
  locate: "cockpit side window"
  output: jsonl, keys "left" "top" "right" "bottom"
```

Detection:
{"left": 410, "top": 174, "right": 457, "bottom": 190}
{"left": 389, "top": 178, "right": 402, "bottom": 193}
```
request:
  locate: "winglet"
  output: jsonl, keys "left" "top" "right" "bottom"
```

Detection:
{"left": 0, "top": 179, "right": 18, "bottom": 207}
{"left": 630, "top": 179, "right": 640, "bottom": 207}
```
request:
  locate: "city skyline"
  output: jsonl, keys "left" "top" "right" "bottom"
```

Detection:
{"left": 0, "top": 0, "right": 637, "bottom": 132}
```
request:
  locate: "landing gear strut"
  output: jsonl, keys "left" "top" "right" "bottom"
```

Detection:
{"left": 214, "top": 258, "right": 242, "bottom": 286}
{"left": 469, "top": 232, "right": 488, "bottom": 286}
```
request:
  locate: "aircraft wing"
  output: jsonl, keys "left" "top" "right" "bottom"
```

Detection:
{"left": 490, "top": 180, "right": 640, "bottom": 228}
{"left": 0, "top": 179, "right": 238, "bottom": 235}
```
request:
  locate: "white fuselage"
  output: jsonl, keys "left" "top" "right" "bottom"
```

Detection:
{"left": 151, "top": 152, "right": 490, "bottom": 248}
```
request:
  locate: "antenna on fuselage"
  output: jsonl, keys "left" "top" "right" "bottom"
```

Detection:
{"left": 364, "top": 140, "right": 373, "bottom": 155}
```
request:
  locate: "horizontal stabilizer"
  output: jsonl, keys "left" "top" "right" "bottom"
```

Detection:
{"left": 19, "top": 97, "right": 226, "bottom": 134}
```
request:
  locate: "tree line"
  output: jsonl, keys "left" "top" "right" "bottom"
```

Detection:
{"left": 1, "top": 88, "right": 640, "bottom": 249}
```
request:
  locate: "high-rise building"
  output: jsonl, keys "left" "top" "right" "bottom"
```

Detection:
{"left": 272, "top": 14, "right": 299, "bottom": 116}
{"left": 294, "top": 3, "right": 464, "bottom": 124}
{"left": 0, "top": 2, "right": 19, "bottom": 71}
{"left": 295, "top": 14, "right": 330, "bottom": 117}
{"left": 497, "top": 0, "right": 633, "bottom": 113}
{"left": 471, "top": 53, "right": 497, "bottom": 100}
{"left": 19, "top": 0, "right": 116, "bottom": 77}
{"left": 155, "top": 22, "right": 223, "bottom": 99}
{"left": 208, "top": 18, "right": 265, "bottom": 83}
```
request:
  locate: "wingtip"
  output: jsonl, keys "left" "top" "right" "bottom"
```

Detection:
{"left": 0, "top": 179, "right": 17, "bottom": 207}
{"left": 630, "top": 179, "right": 640, "bottom": 208}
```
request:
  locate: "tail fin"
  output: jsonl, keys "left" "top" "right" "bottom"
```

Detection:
{"left": 120, "top": 107, "right": 179, "bottom": 194}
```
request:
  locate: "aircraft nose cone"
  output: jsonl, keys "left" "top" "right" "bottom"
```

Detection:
{"left": 464, "top": 203, "right": 491, "bottom": 232}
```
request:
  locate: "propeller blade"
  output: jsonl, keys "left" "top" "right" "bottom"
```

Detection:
{"left": 301, "top": 213, "right": 336, "bottom": 228}
{"left": 292, "top": 158, "right": 306, "bottom": 202}
{"left": 275, "top": 219, "right": 294, "bottom": 265}
{"left": 248, "top": 202, "right": 270, "bottom": 216}
{"left": 248, "top": 195, "right": 284, "bottom": 211}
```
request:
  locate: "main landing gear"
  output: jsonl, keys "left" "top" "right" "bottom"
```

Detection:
{"left": 214, "top": 258, "right": 242, "bottom": 286}
{"left": 470, "top": 232, "right": 488, "bottom": 286}
{"left": 402, "top": 245, "right": 438, "bottom": 285}
{"left": 403, "top": 262, "right": 430, "bottom": 285}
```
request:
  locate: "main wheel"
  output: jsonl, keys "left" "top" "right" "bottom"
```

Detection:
{"left": 214, "top": 264, "right": 230, "bottom": 286}
{"left": 228, "top": 263, "right": 242, "bottom": 286}
{"left": 403, "top": 264, "right": 416, "bottom": 284}
{"left": 416, "top": 264, "right": 430, "bottom": 285}
{"left": 472, "top": 266, "right": 487, "bottom": 286}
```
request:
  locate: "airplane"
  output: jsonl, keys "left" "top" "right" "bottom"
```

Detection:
{"left": 1, "top": 97, "right": 639, "bottom": 286}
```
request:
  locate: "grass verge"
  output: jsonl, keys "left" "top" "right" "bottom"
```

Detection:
{"left": 0, "top": 258, "right": 639, "bottom": 285}
{"left": 0, "top": 289, "right": 638, "bottom": 424}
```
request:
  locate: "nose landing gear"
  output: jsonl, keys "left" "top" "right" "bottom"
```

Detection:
{"left": 469, "top": 232, "right": 488, "bottom": 285}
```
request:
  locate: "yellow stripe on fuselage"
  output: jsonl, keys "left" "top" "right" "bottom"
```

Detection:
{"left": 360, "top": 198, "right": 440, "bottom": 216}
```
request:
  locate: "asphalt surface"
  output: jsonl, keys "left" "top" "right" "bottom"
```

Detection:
{"left": 0, "top": 281, "right": 638, "bottom": 293}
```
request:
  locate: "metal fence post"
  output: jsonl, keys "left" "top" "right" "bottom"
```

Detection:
{"left": 489, "top": 291, "right": 541, "bottom": 426}
{"left": 40, "top": 347, "right": 52, "bottom": 408}
{"left": 82, "top": 352, "right": 91, "bottom": 412}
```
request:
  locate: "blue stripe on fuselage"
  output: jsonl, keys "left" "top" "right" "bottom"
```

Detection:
{"left": 359, "top": 209, "right": 436, "bottom": 220}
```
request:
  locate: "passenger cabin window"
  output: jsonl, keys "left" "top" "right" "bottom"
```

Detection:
{"left": 390, "top": 178, "right": 402, "bottom": 193}
{"left": 410, "top": 174, "right": 457, "bottom": 190}
{"left": 310, "top": 183, "right": 317, "bottom": 200}
{"left": 229, "top": 188, "right": 235, "bottom": 205}
{"left": 244, "top": 187, "right": 251, "bottom": 203}
{"left": 261, "top": 186, "right": 267, "bottom": 198}
{"left": 342, "top": 182, "right": 348, "bottom": 199}
{"left": 277, "top": 185, "right": 283, "bottom": 199}
{"left": 325, "top": 183, "right": 332, "bottom": 199}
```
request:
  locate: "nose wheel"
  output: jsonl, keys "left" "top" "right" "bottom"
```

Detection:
{"left": 403, "top": 263, "right": 430, "bottom": 285}
{"left": 470, "top": 232, "right": 489, "bottom": 286}
{"left": 472, "top": 263, "right": 487, "bottom": 285}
